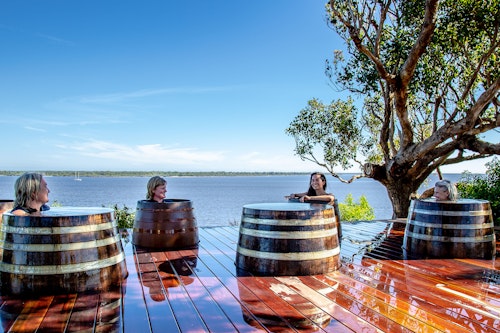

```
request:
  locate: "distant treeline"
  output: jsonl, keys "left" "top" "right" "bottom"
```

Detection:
{"left": 0, "top": 171, "right": 309, "bottom": 177}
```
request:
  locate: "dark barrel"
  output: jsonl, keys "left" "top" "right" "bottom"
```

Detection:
{"left": 403, "top": 199, "right": 496, "bottom": 259}
{"left": 235, "top": 203, "right": 340, "bottom": 276}
{"left": 132, "top": 199, "right": 198, "bottom": 249}
{"left": 0, "top": 207, "right": 128, "bottom": 295}
{"left": 288, "top": 198, "right": 342, "bottom": 242}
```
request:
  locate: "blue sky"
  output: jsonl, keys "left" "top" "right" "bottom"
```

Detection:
{"left": 0, "top": 1, "right": 495, "bottom": 173}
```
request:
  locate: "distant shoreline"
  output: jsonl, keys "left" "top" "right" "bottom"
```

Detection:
{"left": 0, "top": 171, "right": 312, "bottom": 177}
{"left": 0, "top": 170, "right": 473, "bottom": 178}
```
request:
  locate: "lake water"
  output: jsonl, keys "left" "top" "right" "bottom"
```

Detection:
{"left": 0, "top": 174, "right": 463, "bottom": 226}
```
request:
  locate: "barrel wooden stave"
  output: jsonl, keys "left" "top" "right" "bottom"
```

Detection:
{"left": 403, "top": 199, "right": 496, "bottom": 259}
{"left": 132, "top": 199, "right": 199, "bottom": 249}
{"left": 0, "top": 207, "right": 128, "bottom": 295}
{"left": 288, "top": 198, "right": 342, "bottom": 242}
{"left": 236, "top": 203, "right": 340, "bottom": 276}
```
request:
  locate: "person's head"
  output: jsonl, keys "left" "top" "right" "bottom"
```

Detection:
{"left": 146, "top": 176, "right": 167, "bottom": 202}
{"left": 434, "top": 179, "right": 457, "bottom": 201}
{"left": 13, "top": 172, "right": 50, "bottom": 208}
{"left": 307, "top": 172, "right": 327, "bottom": 195}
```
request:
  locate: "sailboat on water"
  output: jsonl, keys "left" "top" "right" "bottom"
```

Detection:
{"left": 74, "top": 172, "right": 82, "bottom": 181}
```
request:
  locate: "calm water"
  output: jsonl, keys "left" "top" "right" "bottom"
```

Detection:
{"left": 0, "top": 174, "right": 463, "bottom": 226}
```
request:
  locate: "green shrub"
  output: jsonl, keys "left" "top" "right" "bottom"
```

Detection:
{"left": 457, "top": 157, "right": 500, "bottom": 226}
{"left": 338, "top": 193, "right": 375, "bottom": 222}
{"left": 112, "top": 204, "right": 135, "bottom": 229}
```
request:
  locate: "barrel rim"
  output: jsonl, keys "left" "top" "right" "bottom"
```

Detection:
{"left": 243, "top": 202, "right": 333, "bottom": 212}
{"left": 136, "top": 199, "right": 192, "bottom": 207}
{"left": 2, "top": 206, "right": 114, "bottom": 217}
{"left": 415, "top": 198, "right": 490, "bottom": 204}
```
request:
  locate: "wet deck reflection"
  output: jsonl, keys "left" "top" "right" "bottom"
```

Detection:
{"left": 0, "top": 221, "right": 498, "bottom": 332}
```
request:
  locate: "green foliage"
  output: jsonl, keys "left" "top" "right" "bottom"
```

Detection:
{"left": 287, "top": 0, "right": 499, "bottom": 218}
{"left": 112, "top": 204, "right": 135, "bottom": 229}
{"left": 285, "top": 97, "right": 364, "bottom": 172}
{"left": 456, "top": 158, "right": 500, "bottom": 225}
{"left": 338, "top": 193, "right": 375, "bottom": 222}
{"left": 50, "top": 200, "right": 62, "bottom": 207}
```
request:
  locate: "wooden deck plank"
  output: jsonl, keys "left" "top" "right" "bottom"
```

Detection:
{"left": 342, "top": 244, "right": 500, "bottom": 331}
{"left": 323, "top": 268, "right": 480, "bottom": 333}
{"left": 361, "top": 251, "right": 500, "bottom": 311}
{"left": 206, "top": 223, "right": 398, "bottom": 330}
{"left": 273, "top": 276, "right": 380, "bottom": 333}
{"left": 37, "top": 294, "right": 76, "bottom": 333}
{"left": 142, "top": 247, "right": 213, "bottom": 332}
{"left": 7, "top": 297, "right": 52, "bottom": 333}
{"left": 134, "top": 249, "right": 182, "bottom": 333}
{"left": 201, "top": 227, "right": 379, "bottom": 332}
{"left": 195, "top": 231, "right": 289, "bottom": 332}
{"left": 155, "top": 249, "right": 243, "bottom": 333}
{"left": 64, "top": 292, "right": 99, "bottom": 332}
{"left": 345, "top": 258, "right": 500, "bottom": 333}
{"left": 120, "top": 237, "right": 154, "bottom": 333}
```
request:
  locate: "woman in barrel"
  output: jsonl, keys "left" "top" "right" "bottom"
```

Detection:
{"left": 146, "top": 176, "right": 168, "bottom": 203}
{"left": 286, "top": 172, "right": 335, "bottom": 205}
{"left": 433, "top": 179, "right": 458, "bottom": 201}
{"left": 11, "top": 172, "right": 50, "bottom": 215}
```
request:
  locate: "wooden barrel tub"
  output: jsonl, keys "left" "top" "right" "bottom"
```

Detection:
{"left": 0, "top": 207, "right": 128, "bottom": 295}
{"left": 403, "top": 199, "right": 496, "bottom": 259}
{"left": 287, "top": 198, "right": 342, "bottom": 242}
{"left": 235, "top": 203, "right": 340, "bottom": 276}
{"left": 132, "top": 199, "right": 199, "bottom": 249}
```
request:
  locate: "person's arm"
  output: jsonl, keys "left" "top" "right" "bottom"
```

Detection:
{"left": 285, "top": 192, "right": 307, "bottom": 200}
{"left": 301, "top": 194, "right": 335, "bottom": 204}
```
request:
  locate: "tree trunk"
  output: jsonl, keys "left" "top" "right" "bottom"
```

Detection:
{"left": 384, "top": 179, "right": 419, "bottom": 219}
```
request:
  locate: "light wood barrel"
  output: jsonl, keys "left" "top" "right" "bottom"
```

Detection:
{"left": 403, "top": 199, "right": 496, "bottom": 259}
{"left": 235, "top": 203, "right": 340, "bottom": 276}
{"left": 0, "top": 207, "right": 128, "bottom": 295}
{"left": 132, "top": 199, "right": 199, "bottom": 249}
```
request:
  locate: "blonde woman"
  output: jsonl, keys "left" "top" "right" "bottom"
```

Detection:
{"left": 11, "top": 172, "right": 50, "bottom": 215}
{"left": 146, "top": 176, "right": 168, "bottom": 203}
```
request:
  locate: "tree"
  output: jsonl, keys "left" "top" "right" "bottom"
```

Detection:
{"left": 286, "top": 0, "right": 500, "bottom": 218}
{"left": 457, "top": 157, "right": 500, "bottom": 225}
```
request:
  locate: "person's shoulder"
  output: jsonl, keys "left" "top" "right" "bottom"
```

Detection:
{"left": 10, "top": 208, "right": 29, "bottom": 216}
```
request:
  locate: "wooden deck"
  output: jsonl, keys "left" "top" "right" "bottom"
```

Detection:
{"left": 1, "top": 220, "right": 499, "bottom": 332}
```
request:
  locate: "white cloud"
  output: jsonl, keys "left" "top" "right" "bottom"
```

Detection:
{"left": 58, "top": 140, "right": 225, "bottom": 167}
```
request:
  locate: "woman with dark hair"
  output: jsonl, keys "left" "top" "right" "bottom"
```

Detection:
{"left": 286, "top": 172, "right": 335, "bottom": 205}
{"left": 11, "top": 172, "right": 50, "bottom": 215}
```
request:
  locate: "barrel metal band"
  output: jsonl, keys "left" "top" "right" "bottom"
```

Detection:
{"left": 241, "top": 217, "right": 336, "bottom": 226}
{"left": 405, "top": 230, "right": 495, "bottom": 243}
{"left": 133, "top": 227, "right": 197, "bottom": 235}
{"left": 236, "top": 246, "right": 340, "bottom": 261}
{"left": 239, "top": 226, "right": 338, "bottom": 239}
{"left": 412, "top": 208, "right": 492, "bottom": 217}
{"left": 0, "top": 234, "right": 121, "bottom": 252}
{"left": 408, "top": 220, "right": 494, "bottom": 229}
{"left": 137, "top": 208, "right": 192, "bottom": 212}
{"left": 0, "top": 222, "right": 116, "bottom": 235}
{"left": 0, "top": 252, "right": 125, "bottom": 275}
